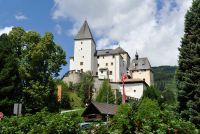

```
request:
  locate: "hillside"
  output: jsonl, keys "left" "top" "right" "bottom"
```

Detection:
{"left": 152, "top": 66, "right": 177, "bottom": 92}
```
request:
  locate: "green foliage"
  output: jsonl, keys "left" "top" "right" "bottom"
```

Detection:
{"left": 0, "top": 110, "right": 82, "bottom": 134}
{"left": 153, "top": 66, "right": 177, "bottom": 82}
{"left": 176, "top": 0, "right": 200, "bottom": 128}
{"left": 162, "top": 89, "right": 176, "bottom": 104}
{"left": 96, "top": 80, "right": 115, "bottom": 104}
{"left": 143, "top": 86, "right": 161, "bottom": 101}
{"left": 135, "top": 98, "right": 197, "bottom": 133}
{"left": 107, "top": 98, "right": 198, "bottom": 133}
{"left": 0, "top": 34, "right": 22, "bottom": 115}
{"left": 0, "top": 27, "right": 67, "bottom": 114}
{"left": 77, "top": 71, "right": 94, "bottom": 104}
{"left": 111, "top": 102, "right": 139, "bottom": 134}
{"left": 68, "top": 92, "right": 83, "bottom": 109}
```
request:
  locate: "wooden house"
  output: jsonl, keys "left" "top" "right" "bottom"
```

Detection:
{"left": 82, "top": 102, "right": 118, "bottom": 122}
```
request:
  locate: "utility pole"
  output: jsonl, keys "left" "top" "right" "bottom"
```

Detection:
{"left": 106, "top": 69, "right": 109, "bottom": 123}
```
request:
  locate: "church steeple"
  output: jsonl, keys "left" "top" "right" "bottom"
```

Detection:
{"left": 74, "top": 20, "right": 93, "bottom": 40}
{"left": 135, "top": 51, "right": 139, "bottom": 60}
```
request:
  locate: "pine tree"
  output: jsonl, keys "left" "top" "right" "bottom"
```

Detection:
{"left": 96, "top": 80, "right": 115, "bottom": 104}
{"left": 176, "top": 0, "right": 200, "bottom": 128}
{"left": 78, "top": 71, "right": 94, "bottom": 104}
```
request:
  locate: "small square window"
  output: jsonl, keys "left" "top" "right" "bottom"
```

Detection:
{"left": 110, "top": 71, "right": 112, "bottom": 75}
{"left": 81, "top": 42, "right": 83, "bottom": 44}
{"left": 111, "top": 62, "right": 113, "bottom": 65}
{"left": 80, "top": 62, "right": 83, "bottom": 65}
{"left": 134, "top": 90, "right": 136, "bottom": 92}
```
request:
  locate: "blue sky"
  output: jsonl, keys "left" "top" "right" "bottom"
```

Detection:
{"left": 0, "top": 0, "right": 74, "bottom": 77}
{"left": 0, "top": 0, "right": 192, "bottom": 77}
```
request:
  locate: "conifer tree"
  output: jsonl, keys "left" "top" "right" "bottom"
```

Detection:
{"left": 96, "top": 80, "right": 115, "bottom": 104}
{"left": 176, "top": 0, "right": 200, "bottom": 128}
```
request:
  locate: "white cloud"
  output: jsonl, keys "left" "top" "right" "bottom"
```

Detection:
{"left": 55, "top": 24, "right": 62, "bottom": 35}
{"left": 0, "top": 26, "right": 13, "bottom": 35}
{"left": 52, "top": 0, "right": 192, "bottom": 66}
{"left": 15, "top": 14, "right": 27, "bottom": 20}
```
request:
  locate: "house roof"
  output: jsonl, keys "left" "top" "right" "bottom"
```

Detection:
{"left": 110, "top": 78, "right": 149, "bottom": 87}
{"left": 93, "top": 102, "right": 118, "bottom": 115}
{"left": 74, "top": 20, "right": 93, "bottom": 40}
{"left": 82, "top": 102, "right": 118, "bottom": 116}
{"left": 96, "top": 47, "right": 127, "bottom": 56}
{"left": 129, "top": 57, "right": 151, "bottom": 70}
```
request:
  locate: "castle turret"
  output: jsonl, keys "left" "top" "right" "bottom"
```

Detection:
{"left": 69, "top": 21, "right": 97, "bottom": 75}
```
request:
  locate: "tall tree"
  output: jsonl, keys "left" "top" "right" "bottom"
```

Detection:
{"left": 19, "top": 31, "right": 66, "bottom": 113}
{"left": 0, "top": 27, "right": 66, "bottom": 114}
{"left": 96, "top": 80, "right": 115, "bottom": 104}
{"left": 176, "top": 0, "right": 200, "bottom": 128}
{"left": 78, "top": 71, "right": 94, "bottom": 104}
{"left": 0, "top": 34, "right": 22, "bottom": 115}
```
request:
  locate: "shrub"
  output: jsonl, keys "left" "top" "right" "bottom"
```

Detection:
{"left": 0, "top": 110, "right": 83, "bottom": 134}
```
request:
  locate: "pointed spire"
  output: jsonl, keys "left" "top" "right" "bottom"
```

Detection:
{"left": 74, "top": 20, "right": 93, "bottom": 40}
{"left": 135, "top": 51, "right": 139, "bottom": 60}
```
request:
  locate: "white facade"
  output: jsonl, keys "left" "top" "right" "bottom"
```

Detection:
{"left": 96, "top": 55, "right": 127, "bottom": 82}
{"left": 70, "top": 39, "right": 96, "bottom": 75}
{"left": 119, "top": 83, "right": 147, "bottom": 99}
{"left": 131, "top": 70, "right": 154, "bottom": 86}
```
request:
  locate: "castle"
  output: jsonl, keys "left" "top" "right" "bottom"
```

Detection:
{"left": 63, "top": 20, "right": 154, "bottom": 99}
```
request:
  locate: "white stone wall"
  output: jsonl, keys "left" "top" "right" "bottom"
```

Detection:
{"left": 62, "top": 71, "right": 81, "bottom": 84}
{"left": 69, "top": 57, "right": 75, "bottom": 71}
{"left": 97, "top": 55, "right": 116, "bottom": 82}
{"left": 119, "top": 83, "right": 147, "bottom": 99}
{"left": 116, "top": 55, "right": 127, "bottom": 82}
{"left": 131, "top": 70, "right": 153, "bottom": 86}
{"left": 73, "top": 39, "right": 96, "bottom": 73}
{"left": 120, "top": 53, "right": 130, "bottom": 68}
{"left": 98, "top": 70, "right": 108, "bottom": 79}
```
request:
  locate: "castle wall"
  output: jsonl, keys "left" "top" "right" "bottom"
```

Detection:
{"left": 62, "top": 71, "right": 81, "bottom": 84}
{"left": 131, "top": 70, "right": 153, "bottom": 86}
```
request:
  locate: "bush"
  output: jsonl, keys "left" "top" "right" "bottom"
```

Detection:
{"left": 0, "top": 110, "right": 83, "bottom": 134}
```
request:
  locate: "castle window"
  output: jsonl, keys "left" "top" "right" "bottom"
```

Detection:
{"left": 134, "top": 90, "right": 136, "bottom": 92}
{"left": 97, "top": 64, "right": 99, "bottom": 67}
{"left": 96, "top": 72, "right": 98, "bottom": 75}
{"left": 83, "top": 56, "right": 84, "bottom": 58}
{"left": 110, "top": 71, "right": 112, "bottom": 75}
{"left": 113, "top": 55, "right": 115, "bottom": 58}
{"left": 81, "top": 41, "right": 83, "bottom": 44}
{"left": 81, "top": 69, "right": 83, "bottom": 73}
{"left": 97, "top": 56, "right": 99, "bottom": 59}
{"left": 106, "top": 63, "right": 108, "bottom": 66}
{"left": 80, "top": 62, "right": 83, "bottom": 65}
{"left": 81, "top": 48, "right": 82, "bottom": 50}
{"left": 103, "top": 56, "right": 104, "bottom": 59}
{"left": 101, "top": 71, "right": 103, "bottom": 74}
{"left": 111, "top": 62, "right": 113, "bottom": 65}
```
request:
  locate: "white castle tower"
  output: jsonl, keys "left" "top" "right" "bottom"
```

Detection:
{"left": 69, "top": 21, "right": 97, "bottom": 75}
